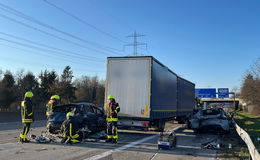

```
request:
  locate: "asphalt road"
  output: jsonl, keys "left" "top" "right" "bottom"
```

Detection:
{"left": 0, "top": 121, "right": 218, "bottom": 160}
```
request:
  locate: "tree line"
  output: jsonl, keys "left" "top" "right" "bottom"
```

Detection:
{"left": 240, "top": 58, "right": 260, "bottom": 114}
{"left": 0, "top": 66, "right": 105, "bottom": 111}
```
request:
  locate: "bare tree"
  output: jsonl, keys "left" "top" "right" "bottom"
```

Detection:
{"left": 241, "top": 58, "right": 260, "bottom": 113}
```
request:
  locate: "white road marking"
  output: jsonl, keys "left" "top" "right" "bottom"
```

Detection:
{"left": 84, "top": 134, "right": 158, "bottom": 160}
{"left": 84, "top": 125, "right": 182, "bottom": 160}
{"left": 150, "top": 152, "right": 158, "bottom": 160}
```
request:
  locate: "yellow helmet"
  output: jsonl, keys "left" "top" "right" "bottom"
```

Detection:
{"left": 24, "top": 91, "right": 33, "bottom": 98}
{"left": 66, "top": 112, "right": 74, "bottom": 117}
{"left": 50, "top": 95, "right": 60, "bottom": 100}
{"left": 107, "top": 94, "right": 115, "bottom": 100}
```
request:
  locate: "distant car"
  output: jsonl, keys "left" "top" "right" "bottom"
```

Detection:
{"left": 189, "top": 108, "right": 231, "bottom": 133}
{"left": 46, "top": 102, "right": 106, "bottom": 134}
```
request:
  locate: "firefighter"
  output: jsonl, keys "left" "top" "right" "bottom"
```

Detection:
{"left": 46, "top": 95, "right": 60, "bottom": 116}
{"left": 106, "top": 94, "right": 120, "bottom": 143}
{"left": 60, "top": 112, "right": 82, "bottom": 144}
{"left": 19, "top": 91, "right": 34, "bottom": 143}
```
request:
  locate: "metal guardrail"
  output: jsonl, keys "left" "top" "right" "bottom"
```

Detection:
{"left": 234, "top": 121, "right": 260, "bottom": 160}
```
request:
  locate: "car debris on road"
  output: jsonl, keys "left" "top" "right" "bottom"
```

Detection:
{"left": 189, "top": 107, "right": 231, "bottom": 133}
{"left": 157, "top": 130, "right": 177, "bottom": 150}
{"left": 30, "top": 135, "right": 56, "bottom": 143}
{"left": 202, "top": 141, "right": 221, "bottom": 150}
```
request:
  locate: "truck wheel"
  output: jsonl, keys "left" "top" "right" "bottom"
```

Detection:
{"left": 186, "top": 120, "right": 191, "bottom": 129}
{"left": 157, "top": 120, "right": 165, "bottom": 132}
{"left": 177, "top": 116, "right": 186, "bottom": 124}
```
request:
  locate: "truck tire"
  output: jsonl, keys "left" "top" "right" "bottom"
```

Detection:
{"left": 157, "top": 120, "right": 165, "bottom": 132}
{"left": 186, "top": 120, "right": 191, "bottom": 129}
{"left": 177, "top": 116, "right": 186, "bottom": 124}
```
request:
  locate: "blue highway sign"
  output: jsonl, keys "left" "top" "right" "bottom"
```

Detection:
{"left": 218, "top": 88, "right": 229, "bottom": 98}
{"left": 195, "top": 88, "right": 216, "bottom": 98}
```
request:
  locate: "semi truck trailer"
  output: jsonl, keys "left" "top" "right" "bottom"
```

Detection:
{"left": 105, "top": 56, "right": 195, "bottom": 131}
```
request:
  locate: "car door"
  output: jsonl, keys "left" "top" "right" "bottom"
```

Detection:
{"left": 83, "top": 104, "right": 98, "bottom": 131}
{"left": 92, "top": 106, "right": 106, "bottom": 130}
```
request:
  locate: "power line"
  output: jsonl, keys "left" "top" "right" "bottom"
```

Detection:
{"left": 0, "top": 37, "right": 104, "bottom": 64}
{"left": 43, "top": 0, "right": 127, "bottom": 44}
{"left": 0, "top": 13, "right": 119, "bottom": 57}
{"left": 89, "top": 2, "right": 135, "bottom": 32}
{"left": 0, "top": 2, "right": 124, "bottom": 55}
{"left": 125, "top": 31, "right": 147, "bottom": 56}
{"left": 0, "top": 42, "right": 105, "bottom": 72}
{"left": 0, "top": 2, "right": 122, "bottom": 53}
{"left": 0, "top": 52, "right": 104, "bottom": 73}
{"left": 0, "top": 32, "right": 103, "bottom": 61}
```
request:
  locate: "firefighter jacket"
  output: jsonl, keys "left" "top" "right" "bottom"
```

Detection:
{"left": 46, "top": 100, "right": 59, "bottom": 115}
{"left": 21, "top": 98, "right": 34, "bottom": 123}
{"left": 106, "top": 101, "right": 120, "bottom": 122}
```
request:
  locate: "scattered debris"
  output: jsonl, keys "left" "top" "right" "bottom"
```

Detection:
{"left": 202, "top": 141, "right": 221, "bottom": 150}
{"left": 158, "top": 130, "right": 177, "bottom": 150}
{"left": 31, "top": 135, "right": 56, "bottom": 143}
{"left": 201, "top": 138, "right": 222, "bottom": 150}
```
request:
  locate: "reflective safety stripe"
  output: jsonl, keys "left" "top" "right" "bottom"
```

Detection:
{"left": 71, "top": 139, "right": 80, "bottom": 143}
{"left": 107, "top": 135, "right": 113, "bottom": 138}
{"left": 25, "top": 126, "right": 29, "bottom": 135}
{"left": 116, "top": 107, "right": 120, "bottom": 110}
{"left": 20, "top": 133, "right": 27, "bottom": 141}
{"left": 71, "top": 134, "right": 79, "bottom": 139}
{"left": 113, "top": 135, "right": 118, "bottom": 139}
{"left": 22, "top": 119, "right": 32, "bottom": 123}
{"left": 21, "top": 101, "right": 25, "bottom": 107}
{"left": 106, "top": 118, "right": 118, "bottom": 122}
{"left": 21, "top": 101, "right": 26, "bottom": 118}
{"left": 50, "top": 104, "right": 53, "bottom": 112}
{"left": 46, "top": 112, "right": 49, "bottom": 116}
{"left": 28, "top": 112, "right": 33, "bottom": 116}
{"left": 70, "top": 123, "right": 73, "bottom": 137}
{"left": 20, "top": 133, "right": 26, "bottom": 139}
{"left": 114, "top": 110, "right": 118, "bottom": 114}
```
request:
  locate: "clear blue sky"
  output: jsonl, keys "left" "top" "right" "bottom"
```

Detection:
{"left": 0, "top": 0, "right": 259, "bottom": 90}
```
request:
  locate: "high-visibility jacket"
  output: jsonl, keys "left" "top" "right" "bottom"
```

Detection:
{"left": 106, "top": 101, "right": 120, "bottom": 122}
{"left": 61, "top": 118, "right": 80, "bottom": 140}
{"left": 46, "top": 100, "right": 59, "bottom": 115}
{"left": 21, "top": 98, "right": 33, "bottom": 123}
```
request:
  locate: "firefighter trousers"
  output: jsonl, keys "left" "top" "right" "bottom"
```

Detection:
{"left": 107, "top": 121, "right": 118, "bottom": 141}
{"left": 20, "top": 123, "right": 31, "bottom": 141}
{"left": 61, "top": 131, "right": 83, "bottom": 144}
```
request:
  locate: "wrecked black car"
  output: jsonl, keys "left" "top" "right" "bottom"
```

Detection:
{"left": 46, "top": 102, "right": 106, "bottom": 134}
{"left": 189, "top": 108, "right": 231, "bottom": 133}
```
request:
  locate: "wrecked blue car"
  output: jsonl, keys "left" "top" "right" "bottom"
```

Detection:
{"left": 46, "top": 102, "right": 106, "bottom": 134}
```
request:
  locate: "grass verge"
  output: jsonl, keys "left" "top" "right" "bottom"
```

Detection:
{"left": 217, "top": 129, "right": 250, "bottom": 160}
{"left": 234, "top": 111, "right": 260, "bottom": 151}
